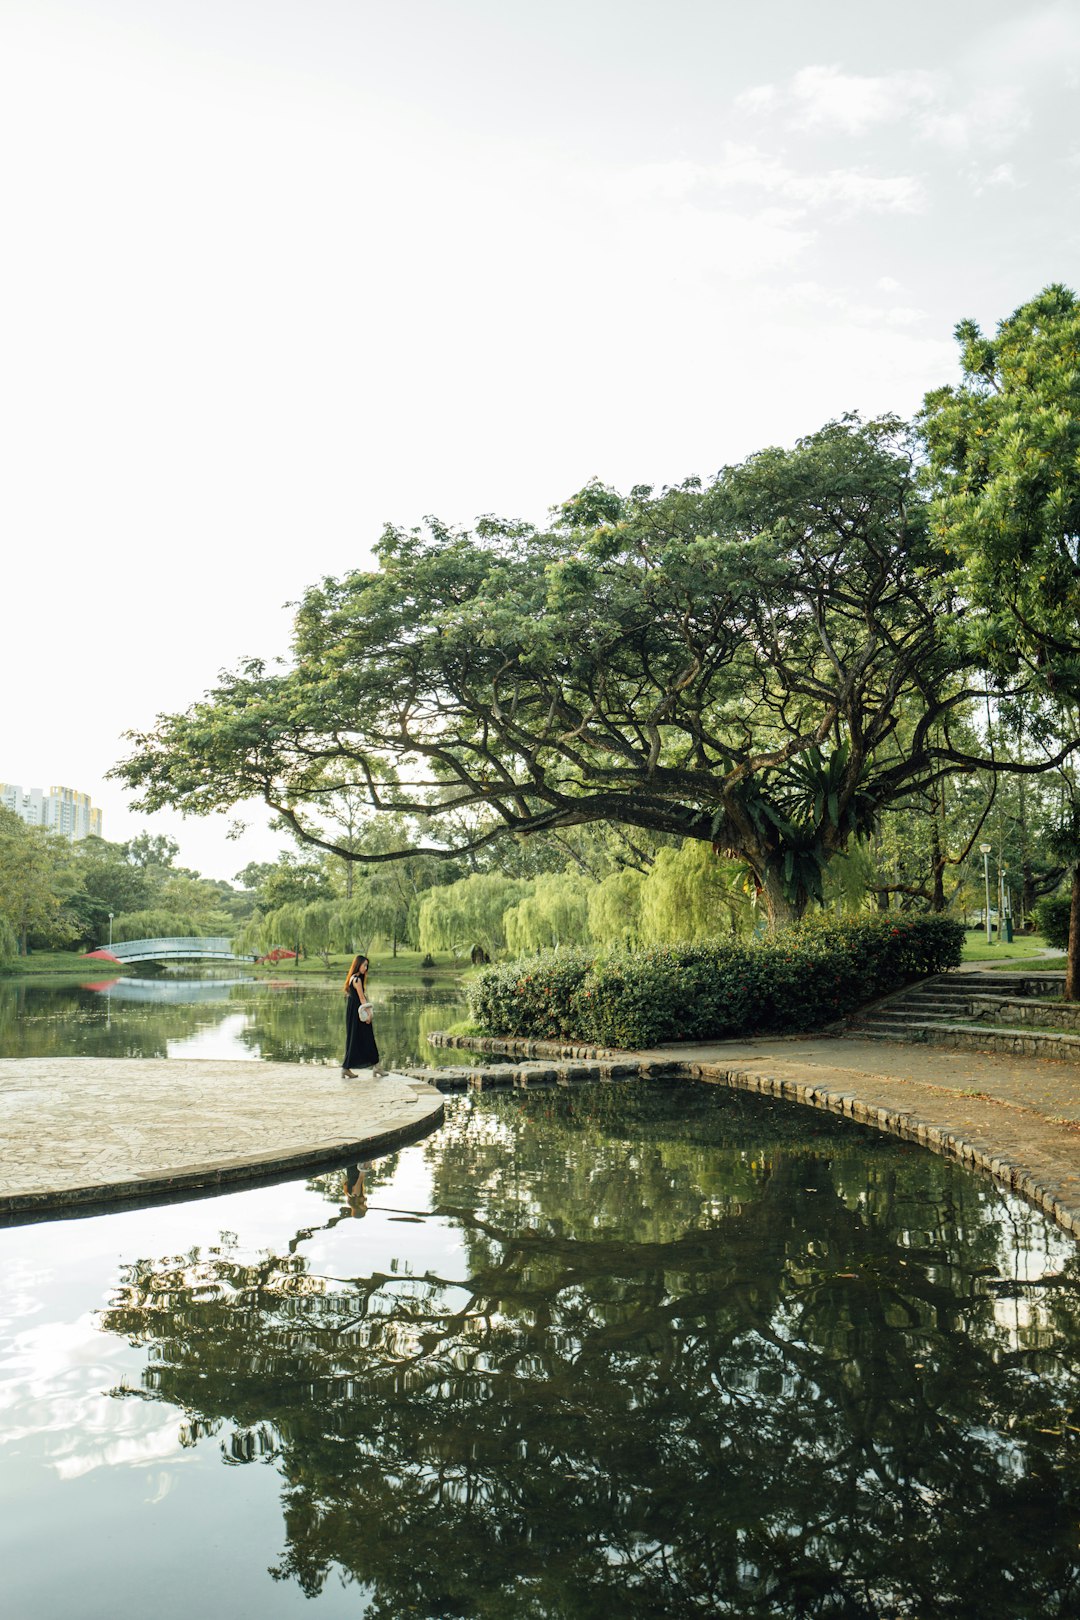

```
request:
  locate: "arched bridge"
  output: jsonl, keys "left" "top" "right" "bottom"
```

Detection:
{"left": 94, "top": 936, "right": 247, "bottom": 964}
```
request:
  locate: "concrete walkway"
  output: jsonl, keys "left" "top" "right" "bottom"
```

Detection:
{"left": 0, "top": 1058, "right": 443, "bottom": 1221}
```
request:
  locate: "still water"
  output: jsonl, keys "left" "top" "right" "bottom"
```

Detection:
{"left": 0, "top": 969, "right": 471, "bottom": 1067}
{"left": 3, "top": 977, "right": 1080, "bottom": 1618}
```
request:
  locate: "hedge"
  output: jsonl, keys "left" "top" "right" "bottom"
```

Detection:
{"left": 467, "top": 914, "right": 966, "bottom": 1049}
{"left": 1034, "top": 894, "right": 1072, "bottom": 951}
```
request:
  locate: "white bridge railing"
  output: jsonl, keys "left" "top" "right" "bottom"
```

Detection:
{"left": 104, "top": 936, "right": 243, "bottom": 962}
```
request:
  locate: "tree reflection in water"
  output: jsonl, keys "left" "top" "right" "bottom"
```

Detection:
{"left": 97, "top": 1082, "right": 1080, "bottom": 1618}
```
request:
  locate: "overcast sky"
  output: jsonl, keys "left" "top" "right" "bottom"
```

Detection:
{"left": 3, "top": 0, "right": 1078, "bottom": 879}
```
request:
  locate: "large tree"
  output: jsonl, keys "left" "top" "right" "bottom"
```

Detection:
{"left": 921, "top": 284, "right": 1080, "bottom": 991}
{"left": 117, "top": 417, "right": 1061, "bottom": 927}
{"left": 0, "top": 809, "right": 76, "bottom": 955}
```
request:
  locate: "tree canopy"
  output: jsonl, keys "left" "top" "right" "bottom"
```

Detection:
{"left": 118, "top": 414, "right": 1059, "bottom": 927}
{"left": 921, "top": 282, "right": 1080, "bottom": 695}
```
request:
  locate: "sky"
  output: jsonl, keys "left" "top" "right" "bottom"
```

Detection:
{"left": 3, "top": 0, "right": 1079, "bottom": 880}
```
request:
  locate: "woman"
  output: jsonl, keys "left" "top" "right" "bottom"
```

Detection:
{"left": 341, "top": 954, "right": 381, "bottom": 1077}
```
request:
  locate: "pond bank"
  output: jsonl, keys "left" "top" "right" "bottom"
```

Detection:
{"left": 421, "top": 1029, "right": 1080, "bottom": 1237}
{"left": 7, "top": 1029, "right": 1080, "bottom": 1239}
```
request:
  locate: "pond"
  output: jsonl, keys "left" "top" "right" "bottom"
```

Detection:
{"left": 0, "top": 969, "right": 472, "bottom": 1068}
{"left": 3, "top": 977, "right": 1080, "bottom": 1618}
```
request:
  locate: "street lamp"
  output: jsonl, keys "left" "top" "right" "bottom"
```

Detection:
{"left": 108, "top": 911, "right": 114, "bottom": 950}
{"left": 980, "top": 845, "right": 992, "bottom": 944}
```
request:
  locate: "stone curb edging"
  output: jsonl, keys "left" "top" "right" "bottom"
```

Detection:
{"left": 429, "top": 1031, "right": 622, "bottom": 1061}
{"left": 0, "top": 1097, "right": 445, "bottom": 1224}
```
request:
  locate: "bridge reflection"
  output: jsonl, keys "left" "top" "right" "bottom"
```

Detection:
{"left": 81, "top": 977, "right": 253, "bottom": 1004}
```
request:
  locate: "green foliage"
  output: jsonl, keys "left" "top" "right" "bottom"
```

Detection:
{"left": 115, "top": 416, "right": 992, "bottom": 928}
{"left": 0, "top": 808, "right": 77, "bottom": 953}
{"left": 586, "top": 867, "right": 645, "bottom": 947}
{"left": 503, "top": 873, "right": 591, "bottom": 954}
{"left": 468, "top": 916, "right": 966, "bottom": 1048}
{"left": 111, "top": 909, "right": 210, "bottom": 941}
{"left": 922, "top": 283, "right": 1080, "bottom": 695}
{"left": 467, "top": 949, "right": 594, "bottom": 1041}
{"left": 418, "top": 873, "right": 532, "bottom": 957}
{"left": 1035, "top": 893, "right": 1072, "bottom": 950}
{"left": 638, "top": 842, "right": 749, "bottom": 941}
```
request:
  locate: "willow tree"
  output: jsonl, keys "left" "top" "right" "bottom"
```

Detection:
{"left": 117, "top": 416, "right": 1053, "bottom": 929}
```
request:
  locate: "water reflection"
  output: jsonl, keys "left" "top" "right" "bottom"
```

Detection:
{"left": 77, "top": 1083, "right": 1080, "bottom": 1618}
{"left": 0, "top": 973, "right": 470, "bottom": 1067}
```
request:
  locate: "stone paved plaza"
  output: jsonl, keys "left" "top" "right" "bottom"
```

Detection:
{"left": 0, "top": 1058, "right": 443, "bottom": 1219}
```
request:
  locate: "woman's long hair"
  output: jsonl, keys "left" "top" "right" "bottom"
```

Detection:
{"left": 343, "top": 954, "right": 368, "bottom": 994}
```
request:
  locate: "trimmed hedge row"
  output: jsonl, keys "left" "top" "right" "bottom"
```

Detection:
{"left": 467, "top": 914, "right": 966, "bottom": 1049}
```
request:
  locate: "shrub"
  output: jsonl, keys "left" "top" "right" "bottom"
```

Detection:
{"left": 467, "top": 915, "right": 965, "bottom": 1049}
{"left": 1035, "top": 894, "right": 1072, "bottom": 951}
{"left": 467, "top": 948, "right": 592, "bottom": 1040}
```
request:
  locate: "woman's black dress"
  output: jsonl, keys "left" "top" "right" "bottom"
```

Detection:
{"left": 343, "top": 978, "right": 379, "bottom": 1070}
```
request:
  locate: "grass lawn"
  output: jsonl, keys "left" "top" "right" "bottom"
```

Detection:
{"left": 0, "top": 950, "right": 135, "bottom": 978}
{"left": 250, "top": 948, "right": 467, "bottom": 982}
{"left": 960, "top": 931, "right": 1062, "bottom": 966}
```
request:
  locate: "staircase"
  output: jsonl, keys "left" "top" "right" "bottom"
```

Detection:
{"left": 847, "top": 971, "right": 1079, "bottom": 1059}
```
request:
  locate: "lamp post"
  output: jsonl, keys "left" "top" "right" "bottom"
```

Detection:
{"left": 108, "top": 911, "right": 114, "bottom": 951}
{"left": 980, "top": 844, "right": 993, "bottom": 944}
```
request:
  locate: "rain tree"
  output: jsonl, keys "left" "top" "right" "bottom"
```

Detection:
{"left": 116, "top": 416, "right": 1059, "bottom": 929}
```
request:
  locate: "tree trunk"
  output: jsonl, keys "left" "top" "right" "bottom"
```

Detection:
{"left": 1066, "top": 863, "right": 1080, "bottom": 1003}
{"left": 929, "top": 810, "right": 946, "bottom": 913}
{"left": 760, "top": 865, "right": 804, "bottom": 932}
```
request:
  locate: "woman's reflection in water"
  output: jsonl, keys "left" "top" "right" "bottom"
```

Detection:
{"left": 342, "top": 1161, "right": 371, "bottom": 1217}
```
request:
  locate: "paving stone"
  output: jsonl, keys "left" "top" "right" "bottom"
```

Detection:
{"left": 0, "top": 1058, "right": 443, "bottom": 1221}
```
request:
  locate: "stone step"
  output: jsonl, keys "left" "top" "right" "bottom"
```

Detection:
{"left": 901, "top": 998, "right": 975, "bottom": 1011}
{"left": 874, "top": 1012, "right": 972, "bottom": 1026}
{"left": 952, "top": 975, "right": 1065, "bottom": 992}
{"left": 852, "top": 1017, "right": 1080, "bottom": 1058}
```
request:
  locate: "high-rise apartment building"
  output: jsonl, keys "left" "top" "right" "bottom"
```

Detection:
{"left": 0, "top": 782, "right": 103, "bottom": 840}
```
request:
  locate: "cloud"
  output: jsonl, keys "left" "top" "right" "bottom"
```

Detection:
{"left": 761, "top": 280, "right": 927, "bottom": 332}
{"left": 733, "top": 83, "right": 778, "bottom": 115}
{"left": 614, "top": 144, "right": 924, "bottom": 218}
{"left": 920, "top": 90, "right": 1029, "bottom": 153}
{"left": 736, "top": 63, "right": 1030, "bottom": 156}
{"left": 786, "top": 65, "right": 939, "bottom": 135}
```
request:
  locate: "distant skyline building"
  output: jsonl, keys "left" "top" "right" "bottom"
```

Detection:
{"left": 1, "top": 781, "right": 102, "bottom": 840}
